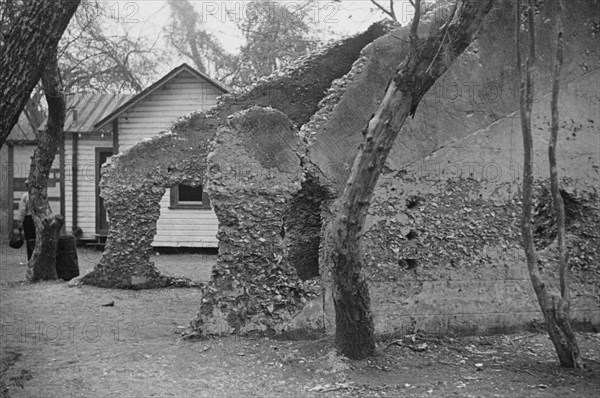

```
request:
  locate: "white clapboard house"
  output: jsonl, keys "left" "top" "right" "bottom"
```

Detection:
{"left": 1, "top": 63, "right": 227, "bottom": 248}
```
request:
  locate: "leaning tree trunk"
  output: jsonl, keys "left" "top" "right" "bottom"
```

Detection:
{"left": 26, "top": 51, "right": 66, "bottom": 282}
{"left": 516, "top": 0, "right": 582, "bottom": 368}
{"left": 331, "top": 0, "right": 496, "bottom": 359}
{"left": 0, "top": 0, "right": 80, "bottom": 147}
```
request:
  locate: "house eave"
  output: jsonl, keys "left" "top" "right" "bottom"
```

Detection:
{"left": 93, "top": 63, "right": 229, "bottom": 131}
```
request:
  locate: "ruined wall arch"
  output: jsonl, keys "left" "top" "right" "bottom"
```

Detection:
{"left": 81, "top": 22, "right": 393, "bottom": 292}
{"left": 81, "top": 129, "right": 214, "bottom": 288}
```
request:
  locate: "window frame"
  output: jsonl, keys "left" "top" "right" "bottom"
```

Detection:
{"left": 169, "top": 184, "right": 211, "bottom": 209}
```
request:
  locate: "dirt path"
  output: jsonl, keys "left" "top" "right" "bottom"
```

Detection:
{"left": 1, "top": 249, "right": 599, "bottom": 397}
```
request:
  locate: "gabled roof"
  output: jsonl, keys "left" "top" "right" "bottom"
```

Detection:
{"left": 93, "top": 63, "right": 229, "bottom": 130}
{"left": 38, "top": 92, "right": 135, "bottom": 134}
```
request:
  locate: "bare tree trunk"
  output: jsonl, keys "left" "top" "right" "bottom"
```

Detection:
{"left": 0, "top": 0, "right": 80, "bottom": 147}
{"left": 26, "top": 51, "right": 66, "bottom": 282}
{"left": 546, "top": 0, "right": 582, "bottom": 368}
{"left": 331, "top": 0, "right": 495, "bottom": 359}
{"left": 516, "top": 0, "right": 582, "bottom": 369}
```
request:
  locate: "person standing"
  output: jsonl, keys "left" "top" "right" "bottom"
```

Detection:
{"left": 18, "top": 181, "right": 35, "bottom": 260}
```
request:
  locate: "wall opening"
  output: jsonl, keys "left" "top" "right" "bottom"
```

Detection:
{"left": 284, "top": 173, "right": 331, "bottom": 280}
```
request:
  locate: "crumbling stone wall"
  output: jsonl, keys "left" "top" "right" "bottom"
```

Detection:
{"left": 304, "top": 0, "right": 596, "bottom": 194}
{"left": 297, "top": 0, "right": 600, "bottom": 335}
{"left": 369, "top": 71, "right": 599, "bottom": 336}
{"left": 81, "top": 132, "right": 211, "bottom": 288}
{"left": 188, "top": 107, "right": 322, "bottom": 336}
{"left": 362, "top": 175, "right": 599, "bottom": 336}
{"left": 83, "top": 22, "right": 393, "bottom": 290}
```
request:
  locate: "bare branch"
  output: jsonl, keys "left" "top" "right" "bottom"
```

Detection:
{"left": 517, "top": 0, "right": 582, "bottom": 369}
{"left": 370, "top": 0, "right": 397, "bottom": 21}
{"left": 549, "top": 0, "right": 567, "bottom": 298}
{"left": 410, "top": 0, "right": 421, "bottom": 44}
{"left": 516, "top": 0, "right": 521, "bottom": 72}
{"left": 425, "top": 1, "right": 459, "bottom": 75}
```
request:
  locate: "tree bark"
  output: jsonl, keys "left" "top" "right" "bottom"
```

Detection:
{"left": 331, "top": 0, "right": 495, "bottom": 359}
{"left": 26, "top": 51, "right": 66, "bottom": 282}
{"left": 0, "top": 0, "right": 80, "bottom": 147}
{"left": 516, "top": 0, "right": 582, "bottom": 368}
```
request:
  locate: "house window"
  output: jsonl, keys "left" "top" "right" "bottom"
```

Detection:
{"left": 170, "top": 184, "right": 211, "bottom": 209}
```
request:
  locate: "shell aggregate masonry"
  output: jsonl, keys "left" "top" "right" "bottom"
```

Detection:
{"left": 2, "top": 159, "right": 296, "bottom": 183}
{"left": 1, "top": 157, "right": 560, "bottom": 203}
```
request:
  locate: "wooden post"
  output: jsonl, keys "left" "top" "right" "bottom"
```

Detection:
{"left": 112, "top": 119, "right": 119, "bottom": 154}
{"left": 72, "top": 133, "right": 78, "bottom": 233}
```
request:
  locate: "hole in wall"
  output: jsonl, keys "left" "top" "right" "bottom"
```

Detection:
{"left": 406, "top": 229, "right": 418, "bottom": 240}
{"left": 406, "top": 195, "right": 422, "bottom": 209}
{"left": 398, "top": 258, "right": 418, "bottom": 270}
{"left": 284, "top": 174, "right": 330, "bottom": 280}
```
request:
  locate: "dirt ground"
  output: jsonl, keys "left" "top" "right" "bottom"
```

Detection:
{"left": 1, "top": 247, "right": 599, "bottom": 397}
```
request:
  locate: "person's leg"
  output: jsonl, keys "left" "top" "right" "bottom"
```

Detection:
{"left": 24, "top": 215, "right": 35, "bottom": 260}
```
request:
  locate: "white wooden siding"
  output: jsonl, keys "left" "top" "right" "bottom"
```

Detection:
{"left": 64, "top": 134, "right": 112, "bottom": 239}
{"left": 153, "top": 191, "right": 218, "bottom": 247}
{"left": 0, "top": 145, "right": 8, "bottom": 242}
{"left": 117, "top": 70, "right": 220, "bottom": 247}
{"left": 118, "top": 71, "right": 222, "bottom": 152}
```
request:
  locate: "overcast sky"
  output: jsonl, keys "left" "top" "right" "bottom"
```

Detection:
{"left": 108, "top": 0, "right": 416, "bottom": 54}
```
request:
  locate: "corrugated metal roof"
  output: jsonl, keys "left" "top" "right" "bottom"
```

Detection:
{"left": 38, "top": 92, "right": 135, "bottom": 133}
